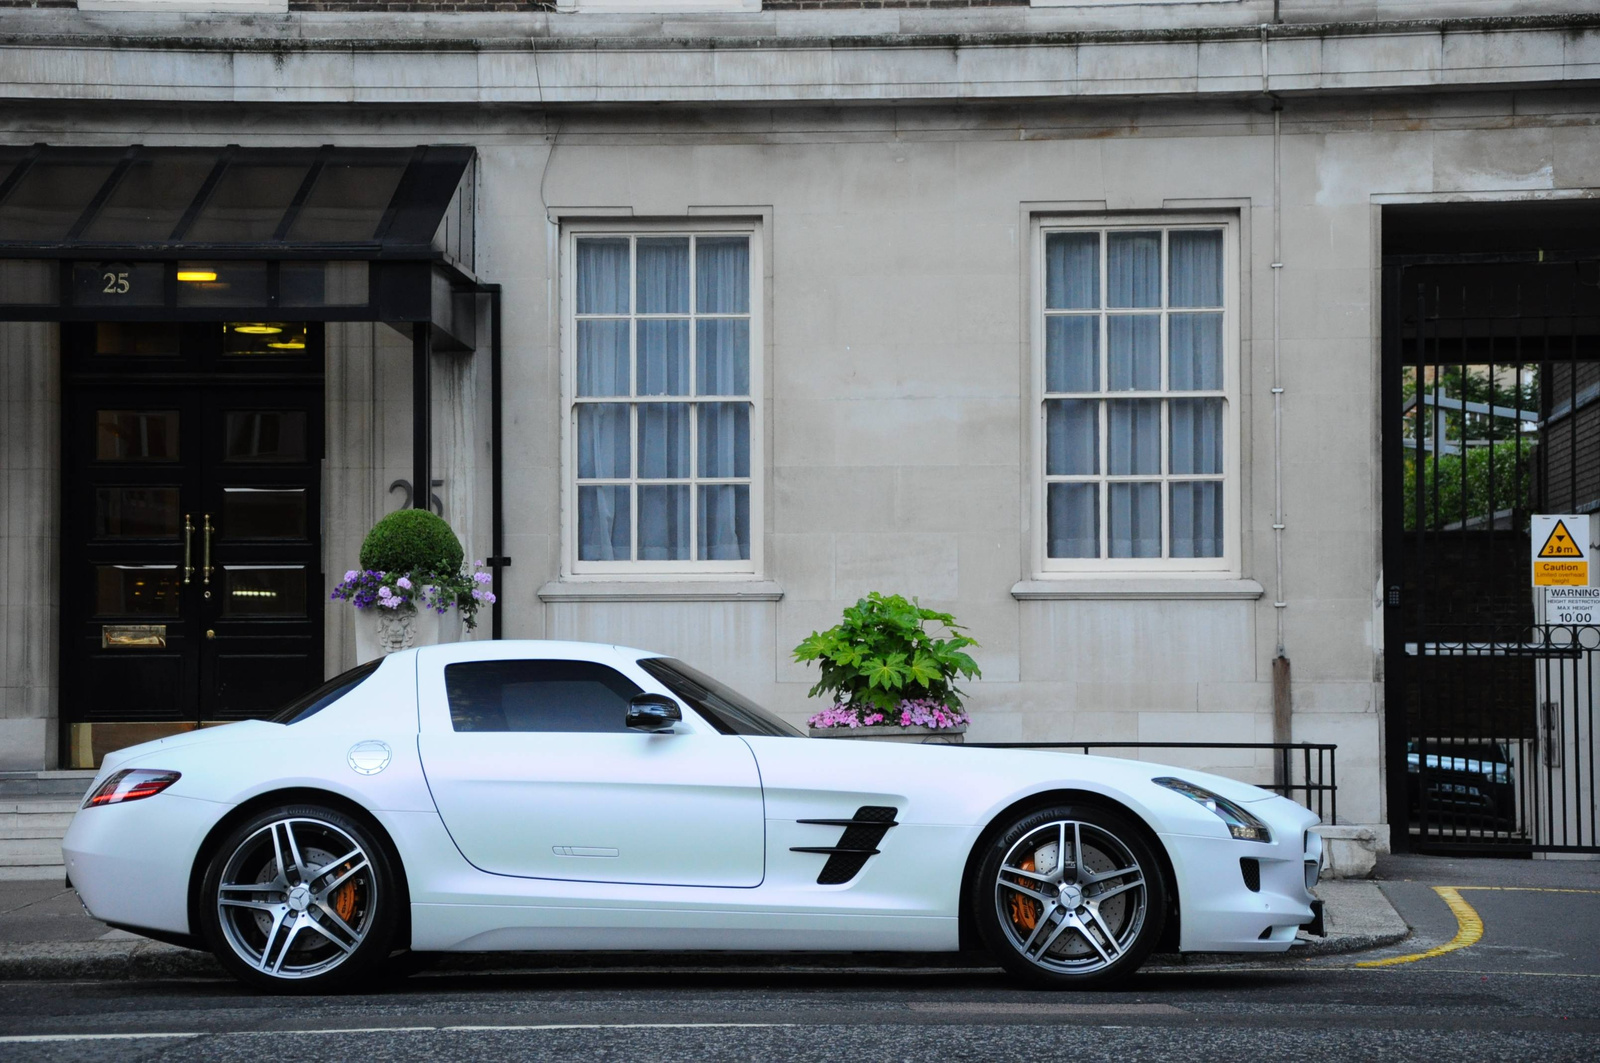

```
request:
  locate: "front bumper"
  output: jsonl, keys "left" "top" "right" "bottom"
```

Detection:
{"left": 1161, "top": 803, "right": 1323, "bottom": 953}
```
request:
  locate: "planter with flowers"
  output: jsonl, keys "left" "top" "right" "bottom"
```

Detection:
{"left": 331, "top": 509, "right": 498, "bottom": 663}
{"left": 793, "top": 592, "right": 980, "bottom": 744}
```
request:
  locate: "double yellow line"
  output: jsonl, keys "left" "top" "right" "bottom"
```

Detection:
{"left": 1357, "top": 885, "right": 1600, "bottom": 969}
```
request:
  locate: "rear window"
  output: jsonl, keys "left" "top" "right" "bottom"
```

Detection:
{"left": 270, "top": 659, "right": 382, "bottom": 725}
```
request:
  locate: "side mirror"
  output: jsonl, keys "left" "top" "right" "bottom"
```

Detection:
{"left": 626, "top": 693, "right": 682, "bottom": 733}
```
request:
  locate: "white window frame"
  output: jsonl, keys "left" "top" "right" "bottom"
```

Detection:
{"left": 561, "top": 220, "right": 764, "bottom": 578}
{"left": 1031, "top": 213, "right": 1241, "bottom": 577}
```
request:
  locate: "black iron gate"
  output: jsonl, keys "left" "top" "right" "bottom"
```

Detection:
{"left": 1383, "top": 250, "right": 1600, "bottom": 854}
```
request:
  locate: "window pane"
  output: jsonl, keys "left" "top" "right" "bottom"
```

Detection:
{"left": 578, "top": 485, "right": 630, "bottom": 560}
{"left": 95, "top": 565, "right": 180, "bottom": 616}
{"left": 637, "top": 237, "right": 690, "bottom": 314}
{"left": 1047, "top": 483, "right": 1098, "bottom": 559}
{"left": 698, "top": 484, "right": 750, "bottom": 561}
{"left": 696, "top": 236, "right": 750, "bottom": 313}
{"left": 1170, "top": 398, "right": 1224, "bottom": 475}
{"left": 577, "top": 319, "right": 629, "bottom": 397}
{"left": 577, "top": 403, "right": 630, "bottom": 479}
{"left": 1045, "top": 232, "right": 1099, "bottom": 310}
{"left": 1171, "top": 482, "right": 1224, "bottom": 559}
{"left": 638, "top": 484, "right": 691, "bottom": 560}
{"left": 637, "top": 319, "right": 689, "bottom": 395}
{"left": 176, "top": 261, "right": 268, "bottom": 307}
{"left": 1169, "top": 313, "right": 1223, "bottom": 391}
{"left": 95, "top": 488, "right": 180, "bottom": 538}
{"left": 1169, "top": 230, "right": 1223, "bottom": 308}
{"left": 286, "top": 160, "right": 407, "bottom": 243}
{"left": 1108, "top": 400, "right": 1161, "bottom": 475}
{"left": 221, "top": 566, "right": 307, "bottom": 617}
{"left": 639, "top": 404, "right": 691, "bottom": 478}
{"left": 221, "top": 487, "right": 307, "bottom": 540}
{"left": 1109, "top": 482, "right": 1161, "bottom": 558}
{"left": 81, "top": 152, "right": 216, "bottom": 242}
{"left": 1108, "top": 231, "right": 1161, "bottom": 308}
{"left": 224, "top": 411, "right": 307, "bottom": 463}
{"left": 444, "top": 659, "right": 642, "bottom": 733}
{"left": 1046, "top": 399, "right": 1098, "bottom": 476}
{"left": 280, "top": 261, "right": 369, "bottom": 308}
{"left": 697, "top": 318, "right": 750, "bottom": 396}
{"left": 94, "top": 323, "right": 180, "bottom": 357}
{"left": 698, "top": 403, "right": 750, "bottom": 478}
{"left": 184, "top": 164, "right": 306, "bottom": 243}
{"left": 1108, "top": 315, "right": 1160, "bottom": 391}
{"left": 1045, "top": 316, "right": 1098, "bottom": 392}
{"left": 0, "top": 157, "right": 117, "bottom": 241}
{"left": 96, "top": 410, "right": 178, "bottom": 462}
{"left": 577, "top": 238, "right": 629, "bottom": 314}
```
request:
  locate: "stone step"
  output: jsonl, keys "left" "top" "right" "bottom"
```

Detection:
{"left": 0, "top": 796, "right": 80, "bottom": 876}
{"left": 0, "top": 836, "right": 65, "bottom": 867}
{"left": 0, "top": 771, "right": 96, "bottom": 800}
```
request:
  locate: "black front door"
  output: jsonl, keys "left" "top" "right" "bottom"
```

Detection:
{"left": 62, "top": 322, "right": 324, "bottom": 758}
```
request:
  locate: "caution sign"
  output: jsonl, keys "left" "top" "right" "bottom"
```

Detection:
{"left": 1532, "top": 514, "right": 1590, "bottom": 586}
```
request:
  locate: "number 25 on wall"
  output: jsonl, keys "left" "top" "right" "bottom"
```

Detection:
{"left": 101, "top": 271, "right": 130, "bottom": 294}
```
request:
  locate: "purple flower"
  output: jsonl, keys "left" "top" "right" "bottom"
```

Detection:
{"left": 343, "top": 570, "right": 358, "bottom": 582}
{"left": 397, "top": 576, "right": 413, "bottom": 590}
{"left": 473, "top": 572, "right": 493, "bottom": 585}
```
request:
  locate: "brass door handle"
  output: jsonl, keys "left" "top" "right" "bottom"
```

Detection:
{"left": 202, "top": 513, "right": 213, "bottom": 586}
{"left": 183, "top": 514, "right": 194, "bottom": 584}
{"left": 206, "top": 629, "right": 215, "bottom": 640}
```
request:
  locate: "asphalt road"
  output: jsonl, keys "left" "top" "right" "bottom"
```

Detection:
{"left": 2, "top": 854, "right": 1596, "bottom": 1062}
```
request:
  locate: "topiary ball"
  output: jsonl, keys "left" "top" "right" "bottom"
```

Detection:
{"left": 359, "top": 509, "right": 464, "bottom": 578}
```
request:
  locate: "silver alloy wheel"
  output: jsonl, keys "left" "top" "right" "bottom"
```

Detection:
{"left": 214, "top": 816, "right": 376, "bottom": 979}
{"left": 993, "top": 818, "right": 1148, "bottom": 975}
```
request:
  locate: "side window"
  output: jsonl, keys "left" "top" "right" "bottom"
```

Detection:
{"left": 443, "top": 659, "right": 642, "bottom": 733}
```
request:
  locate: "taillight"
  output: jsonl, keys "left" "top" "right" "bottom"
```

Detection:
{"left": 82, "top": 769, "right": 181, "bottom": 808}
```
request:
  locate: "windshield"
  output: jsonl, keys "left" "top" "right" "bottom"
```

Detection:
{"left": 270, "top": 659, "right": 382, "bottom": 725}
{"left": 637, "top": 657, "right": 805, "bottom": 738}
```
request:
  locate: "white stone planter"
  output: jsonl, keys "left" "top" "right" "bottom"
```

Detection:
{"left": 808, "top": 723, "right": 967, "bottom": 745}
{"left": 352, "top": 599, "right": 462, "bottom": 663}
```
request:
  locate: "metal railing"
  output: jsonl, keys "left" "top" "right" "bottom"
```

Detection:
{"left": 962, "top": 741, "right": 1338, "bottom": 823}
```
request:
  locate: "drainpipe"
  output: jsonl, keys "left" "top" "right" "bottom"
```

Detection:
{"left": 1264, "top": 25, "right": 1292, "bottom": 776}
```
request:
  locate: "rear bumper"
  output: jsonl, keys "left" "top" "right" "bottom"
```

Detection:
{"left": 61, "top": 793, "right": 226, "bottom": 937}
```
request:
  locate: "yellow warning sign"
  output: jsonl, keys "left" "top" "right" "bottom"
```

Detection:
{"left": 1532, "top": 515, "right": 1590, "bottom": 587}
{"left": 1538, "top": 520, "right": 1585, "bottom": 558}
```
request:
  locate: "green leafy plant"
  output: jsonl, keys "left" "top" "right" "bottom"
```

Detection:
{"left": 792, "top": 592, "right": 981, "bottom": 716}
{"left": 1403, "top": 440, "right": 1532, "bottom": 531}
{"left": 358, "top": 509, "right": 465, "bottom": 579}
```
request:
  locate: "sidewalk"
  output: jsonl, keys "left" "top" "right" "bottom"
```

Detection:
{"left": 0, "top": 872, "right": 1411, "bottom": 982}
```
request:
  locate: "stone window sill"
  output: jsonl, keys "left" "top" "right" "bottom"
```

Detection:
{"left": 1010, "top": 578, "right": 1264, "bottom": 601}
{"left": 539, "top": 579, "right": 784, "bottom": 603}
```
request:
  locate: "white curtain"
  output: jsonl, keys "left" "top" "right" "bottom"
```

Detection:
{"left": 637, "top": 319, "right": 688, "bottom": 395}
{"left": 699, "top": 485, "right": 749, "bottom": 560}
{"left": 1108, "top": 316, "right": 1160, "bottom": 390}
{"left": 577, "top": 319, "right": 628, "bottom": 396}
{"left": 578, "top": 485, "right": 629, "bottom": 561}
{"left": 576, "top": 238, "right": 628, "bottom": 314}
{"left": 693, "top": 238, "right": 752, "bottom": 560}
{"left": 637, "top": 238, "right": 689, "bottom": 313}
{"left": 1046, "top": 316, "right": 1097, "bottom": 392}
{"left": 697, "top": 318, "right": 749, "bottom": 395}
{"left": 639, "top": 485, "right": 690, "bottom": 560}
{"left": 697, "top": 238, "right": 749, "bottom": 313}
{"left": 1171, "top": 482, "right": 1223, "bottom": 558}
{"left": 1169, "top": 230, "right": 1223, "bottom": 308}
{"left": 1170, "top": 398, "right": 1223, "bottom": 475}
{"left": 1169, "top": 313, "right": 1223, "bottom": 391}
{"left": 1108, "top": 231, "right": 1160, "bottom": 308}
{"left": 638, "top": 404, "right": 690, "bottom": 478}
{"left": 1108, "top": 400, "right": 1160, "bottom": 475}
{"left": 1048, "top": 483, "right": 1098, "bottom": 558}
{"left": 1046, "top": 400, "right": 1097, "bottom": 476}
{"left": 1109, "top": 482, "right": 1160, "bottom": 558}
{"left": 1046, "top": 232, "right": 1099, "bottom": 310}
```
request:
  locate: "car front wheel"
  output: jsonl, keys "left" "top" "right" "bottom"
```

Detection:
{"left": 198, "top": 804, "right": 399, "bottom": 992}
{"left": 973, "top": 803, "right": 1167, "bottom": 989}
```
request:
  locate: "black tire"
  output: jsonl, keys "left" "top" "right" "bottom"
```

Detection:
{"left": 197, "top": 804, "right": 400, "bottom": 993}
{"left": 972, "top": 803, "right": 1167, "bottom": 989}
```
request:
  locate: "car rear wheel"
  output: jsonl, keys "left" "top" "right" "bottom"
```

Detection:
{"left": 198, "top": 804, "right": 399, "bottom": 992}
{"left": 973, "top": 803, "right": 1166, "bottom": 989}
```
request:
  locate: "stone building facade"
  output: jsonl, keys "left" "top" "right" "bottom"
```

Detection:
{"left": 3, "top": 1, "right": 1599, "bottom": 837}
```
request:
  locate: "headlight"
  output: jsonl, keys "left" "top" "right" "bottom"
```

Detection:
{"left": 1153, "top": 777, "right": 1273, "bottom": 843}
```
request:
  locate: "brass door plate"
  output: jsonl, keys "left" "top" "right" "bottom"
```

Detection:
{"left": 101, "top": 624, "right": 167, "bottom": 649}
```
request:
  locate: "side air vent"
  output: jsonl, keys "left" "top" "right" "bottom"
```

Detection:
{"left": 792, "top": 805, "right": 899, "bottom": 885}
{"left": 1240, "top": 857, "right": 1261, "bottom": 893}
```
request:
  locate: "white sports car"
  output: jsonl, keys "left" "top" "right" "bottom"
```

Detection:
{"left": 62, "top": 640, "right": 1324, "bottom": 992}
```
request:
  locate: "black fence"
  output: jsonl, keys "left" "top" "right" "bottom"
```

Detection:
{"left": 962, "top": 741, "right": 1338, "bottom": 824}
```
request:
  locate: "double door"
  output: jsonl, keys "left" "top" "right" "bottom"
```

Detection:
{"left": 62, "top": 322, "right": 324, "bottom": 735}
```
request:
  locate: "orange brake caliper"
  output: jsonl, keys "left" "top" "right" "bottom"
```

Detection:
{"left": 331, "top": 865, "right": 358, "bottom": 923}
{"left": 1008, "top": 857, "right": 1039, "bottom": 932}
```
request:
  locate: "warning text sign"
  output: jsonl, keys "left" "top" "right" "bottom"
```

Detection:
{"left": 1532, "top": 514, "right": 1590, "bottom": 586}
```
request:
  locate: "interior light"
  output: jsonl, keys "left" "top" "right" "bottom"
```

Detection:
{"left": 267, "top": 340, "right": 307, "bottom": 350}
{"left": 176, "top": 270, "right": 217, "bottom": 282}
{"left": 232, "top": 324, "right": 282, "bottom": 335}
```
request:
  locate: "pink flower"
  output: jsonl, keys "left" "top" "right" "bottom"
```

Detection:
{"left": 396, "top": 576, "right": 413, "bottom": 590}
